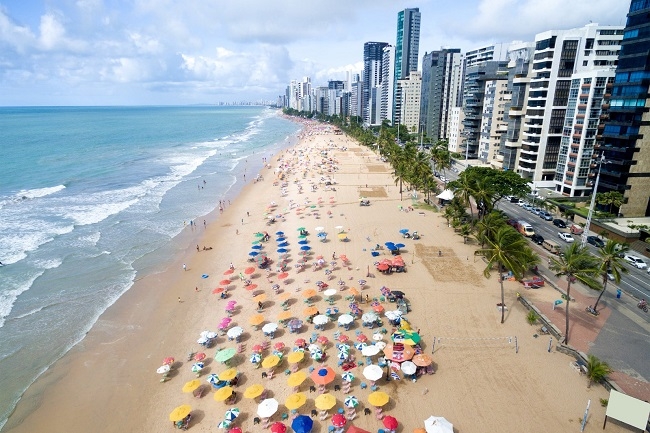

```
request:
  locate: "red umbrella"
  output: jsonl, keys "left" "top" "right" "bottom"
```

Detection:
{"left": 376, "top": 263, "right": 389, "bottom": 271}
{"left": 382, "top": 416, "right": 398, "bottom": 430}
{"left": 244, "top": 267, "right": 256, "bottom": 275}
{"left": 212, "top": 287, "right": 225, "bottom": 294}
{"left": 356, "top": 334, "right": 368, "bottom": 343}
{"left": 270, "top": 422, "right": 286, "bottom": 433}
{"left": 277, "top": 272, "right": 289, "bottom": 280}
{"left": 245, "top": 284, "right": 258, "bottom": 291}
{"left": 223, "top": 269, "right": 234, "bottom": 275}
{"left": 317, "top": 336, "right": 329, "bottom": 345}
{"left": 252, "top": 344, "right": 264, "bottom": 353}
{"left": 220, "top": 279, "right": 232, "bottom": 286}
{"left": 331, "top": 413, "right": 347, "bottom": 428}
{"left": 338, "top": 334, "right": 349, "bottom": 343}
{"left": 229, "top": 428, "right": 243, "bottom": 433}
{"left": 295, "top": 338, "right": 306, "bottom": 347}
{"left": 194, "top": 352, "right": 206, "bottom": 361}
{"left": 274, "top": 342, "right": 286, "bottom": 351}
{"left": 162, "top": 357, "right": 175, "bottom": 365}
{"left": 346, "top": 427, "right": 371, "bottom": 433}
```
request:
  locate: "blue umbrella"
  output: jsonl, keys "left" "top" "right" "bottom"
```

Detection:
{"left": 317, "top": 232, "right": 327, "bottom": 238}
{"left": 300, "top": 245, "right": 311, "bottom": 251}
{"left": 298, "top": 240, "right": 309, "bottom": 245}
{"left": 399, "top": 229, "right": 409, "bottom": 234}
{"left": 291, "top": 415, "right": 313, "bottom": 433}
{"left": 278, "top": 242, "right": 289, "bottom": 247}
{"left": 385, "top": 242, "right": 395, "bottom": 247}
{"left": 277, "top": 248, "right": 288, "bottom": 253}
{"left": 249, "top": 251, "right": 259, "bottom": 256}
{"left": 276, "top": 237, "right": 286, "bottom": 243}
{"left": 251, "top": 245, "right": 263, "bottom": 250}
{"left": 395, "top": 243, "right": 405, "bottom": 249}
{"left": 371, "top": 251, "right": 380, "bottom": 257}
{"left": 386, "top": 245, "right": 397, "bottom": 251}
{"left": 276, "top": 231, "right": 284, "bottom": 236}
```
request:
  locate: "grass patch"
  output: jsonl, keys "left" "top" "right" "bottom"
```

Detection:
{"left": 413, "top": 202, "right": 437, "bottom": 212}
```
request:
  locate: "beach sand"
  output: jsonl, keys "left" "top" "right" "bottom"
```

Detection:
{"left": 4, "top": 123, "right": 629, "bottom": 433}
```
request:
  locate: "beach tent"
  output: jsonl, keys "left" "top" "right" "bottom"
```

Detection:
{"left": 436, "top": 190, "right": 454, "bottom": 201}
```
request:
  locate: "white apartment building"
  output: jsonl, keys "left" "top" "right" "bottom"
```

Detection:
{"left": 381, "top": 46, "right": 395, "bottom": 124}
{"left": 554, "top": 70, "right": 616, "bottom": 196}
{"left": 479, "top": 79, "right": 509, "bottom": 166}
{"left": 465, "top": 43, "right": 509, "bottom": 68}
{"left": 447, "top": 107, "right": 465, "bottom": 153}
{"left": 518, "top": 23, "right": 623, "bottom": 186}
{"left": 395, "top": 71, "right": 422, "bottom": 133}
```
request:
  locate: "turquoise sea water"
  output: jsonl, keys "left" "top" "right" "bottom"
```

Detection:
{"left": 0, "top": 106, "right": 300, "bottom": 429}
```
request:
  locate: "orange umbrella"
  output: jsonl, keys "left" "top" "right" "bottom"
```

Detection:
{"left": 412, "top": 354, "right": 433, "bottom": 367}
{"left": 303, "top": 306, "right": 319, "bottom": 316}
{"left": 373, "top": 304, "right": 384, "bottom": 313}
{"left": 278, "top": 311, "right": 293, "bottom": 321}
{"left": 310, "top": 366, "right": 336, "bottom": 385}
{"left": 253, "top": 294, "right": 267, "bottom": 302}
{"left": 349, "top": 287, "right": 360, "bottom": 296}
{"left": 383, "top": 344, "right": 415, "bottom": 361}
{"left": 277, "top": 272, "right": 289, "bottom": 280}
{"left": 245, "top": 267, "right": 256, "bottom": 275}
{"left": 249, "top": 314, "right": 265, "bottom": 326}
{"left": 302, "top": 289, "right": 318, "bottom": 298}
{"left": 220, "top": 279, "right": 232, "bottom": 286}
{"left": 278, "top": 292, "right": 292, "bottom": 300}
{"left": 413, "top": 429, "right": 427, "bottom": 433}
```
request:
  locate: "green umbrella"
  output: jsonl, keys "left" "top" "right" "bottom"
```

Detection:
{"left": 218, "top": 420, "right": 231, "bottom": 429}
{"left": 215, "top": 348, "right": 237, "bottom": 363}
{"left": 310, "top": 205, "right": 317, "bottom": 209}
{"left": 297, "top": 227, "right": 305, "bottom": 231}
{"left": 254, "top": 233, "right": 264, "bottom": 238}
{"left": 298, "top": 235, "right": 307, "bottom": 239}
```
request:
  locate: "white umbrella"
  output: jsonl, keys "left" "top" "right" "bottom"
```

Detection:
{"left": 337, "top": 314, "right": 354, "bottom": 325}
{"left": 361, "top": 345, "right": 381, "bottom": 357}
{"left": 262, "top": 323, "right": 278, "bottom": 333}
{"left": 156, "top": 365, "right": 171, "bottom": 374}
{"left": 197, "top": 336, "right": 209, "bottom": 344}
{"left": 385, "top": 310, "right": 402, "bottom": 321}
{"left": 337, "top": 351, "right": 349, "bottom": 360}
{"left": 335, "top": 225, "right": 344, "bottom": 233}
{"left": 313, "top": 315, "right": 329, "bottom": 325}
{"left": 227, "top": 327, "right": 244, "bottom": 339}
{"left": 224, "top": 407, "right": 240, "bottom": 421}
{"left": 424, "top": 416, "right": 454, "bottom": 433}
{"left": 436, "top": 189, "right": 454, "bottom": 201}
{"left": 323, "top": 288, "right": 337, "bottom": 297}
{"left": 257, "top": 398, "right": 279, "bottom": 418}
{"left": 401, "top": 361, "right": 417, "bottom": 375}
{"left": 308, "top": 344, "right": 321, "bottom": 353}
{"left": 361, "top": 312, "right": 379, "bottom": 323}
{"left": 363, "top": 365, "right": 383, "bottom": 381}
{"left": 315, "top": 226, "right": 325, "bottom": 232}
{"left": 372, "top": 333, "right": 384, "bottom": 341}
{"left": 375, "top": 341, "right": 387, "bottom": 350}
{"left": 191, "top": 362, "right": 204, "bottom": 373}
{"left": 206, "top": 331, "right": 218, "bottom": 339}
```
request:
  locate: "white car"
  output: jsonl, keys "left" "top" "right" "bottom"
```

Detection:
{"left": 623, "top": 254, "right": 648, "bottom": 269}
{"left": 558, "top": 232, "right": 574, "bottom": 243}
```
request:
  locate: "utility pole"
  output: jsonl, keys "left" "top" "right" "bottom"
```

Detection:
{"left": 581, "top": 154, "right": 607, "bottom": 247}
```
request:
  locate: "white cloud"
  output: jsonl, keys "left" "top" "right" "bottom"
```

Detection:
{"left": 0, "top": 9, "right": 37, "bottom": 53}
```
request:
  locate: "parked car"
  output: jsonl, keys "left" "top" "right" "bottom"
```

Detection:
{"left": 586, "top": 236, "right": 605, "bottom": 248}
{"left": 558, "top": 232, "right": 574, "bottom": 243}
{"left": 531, "top": 208, "right": 543, "bottom": 215}
{"left": 539, "top": 211, "right": 553, "bottom": 221}
{"left": 523, "top": 204, "right": 533, "bottom": 211}
{"left": 518, "top": 201, "right": 527, "bottom": 207}
{"left": 623, "top": 254, "right": 648, "bottom": 269}
{"left": 531, "top": 234, "right": 545, "bottom": 245}
{"left": 553, "top": 219, "right": 567, "bottom": 228}
{"left": 570, "top": 224, "right": 584, "bottom": 235}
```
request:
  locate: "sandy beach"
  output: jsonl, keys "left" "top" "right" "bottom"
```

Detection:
{"left": 4, "top": 122, "right": 630, "bottom": 433}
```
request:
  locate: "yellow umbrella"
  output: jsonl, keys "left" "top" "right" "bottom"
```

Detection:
{"left": 218, "top": 368, "right": 238, "bottom": 381}
{"left": 315, "top": 393, "right": 337, "bottom": 410}
{"left": 169, "top": 405, "right": 192, "bottom": 422}
{"left": 285, "top": 392, "right": 307, "bottom": 410}
{"left": 287, "top": 351, "right": 305, "bottom": 364}
{"left": 213, "top": 386, "right": 234, "bottom": 401}
{"left": 287, "top": 371, "right": 307, "bottom": 387}
{"left": 278, "top": 292, "right": 292, "bottom": 300}
{"left": 337, "top": 233, "right": 347, "bottom": 239}
{"left": 182, "top": 379, "right": 202, "bottom": 393}
{"left": 302, "top": 289, "right": 317, "bottom": 298}
{"left": 400, "top": 319, "right": 412, "bottom": 331}
{"left": 249, "top": 314, "right": 265, "bottom": 326}
{"left": 261, "top": 354, "right": 281, "bottom": 369}
{"left": 368, "top": 391, "right": 390, "bottom": 407}
{"left": 243, "top": 384, "right": 265, "bottom": 399}
{"left": 278, "top": 311, "right": 293, "bottom": 321}
{"left": 253, "top": 293, "right": 267, "bottom": 302}
{"left": 303, "top": 306, "right": 319, "bottom": 316}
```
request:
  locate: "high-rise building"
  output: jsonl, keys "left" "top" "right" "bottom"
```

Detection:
{"left": 601, "top": 0, "right": 650, "bottom": 217}
{"left": 465, "top": 43, "right": 509, "bottom": 68}
{"left": 518, "top": 24, "right": 623, "bottom": 185}
{"left": 380, "top": 45, "right": 395, "bottom": 124}
{"left": 394, "top": 8, "right": 421, "bottom": 124}
{"left": 479, "top": 79, "right": 509, "bottom": 165}
{"left": 350, "top": 75, "right": 363, "bottom": 118}
{"left": 420, "top": 48, "right": 464, "bottom": 141}
{"left": 395, "top": 71, "right": 422, "bottom": 133}
{"left": 448, "top": 108, "right": 465, "bottom": 153}
{"left": 363, "top": 42, "right": 389, "bottom": 125}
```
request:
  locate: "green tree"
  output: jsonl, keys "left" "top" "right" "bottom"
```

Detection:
{"left": 478, "top": 226, "right": 533, "bottom": 323}
{"left": 585, "top": 354, "right": 612, "bottom": 388}
{"left": 459, "top": 223, "right": 472, "bottom": 244}
{"left": 475, "top": 210, "right": 507, "bottom": 247}
{"left": 593, "top": 241, "right": 629, "bottom": 312}
{"left": 549, "top": 243, "right": 601, "bottom": 344}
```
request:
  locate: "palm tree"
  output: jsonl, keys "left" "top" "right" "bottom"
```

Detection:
{"left": 549, "top": 243, "right": 601, "bottom": 344}
{"left": 593, "top": 241, "right": 629, "bottom": 312}
{"left": 459, "top": 224, "right": 472, "bottom": 244}
{"left": 448, "top": 172, "right": 476, "bottom": 220}
{"left": 478, "top": 226, "right": 532, "bottom": 323}
{"left": 475, "top": 210, "right": 507, "bottom": 247}
{"left": 585, "top": 354, "right": 612, "bottom": 388}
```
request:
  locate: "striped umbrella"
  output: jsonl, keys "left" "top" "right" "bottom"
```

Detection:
{"left": 341, "top": 372, "right": 355, "bottom": 383}
{"left": 224, "top": 407, "right": 240, "bottom": 421}
{"left": 344, "top": 396, "right": 359, "bottom": 408}
{"left": 218, "top": 420, "right": 231, "bottom": 429}
{"left": 390, "top": 371, "right": 401, "bottom": 381}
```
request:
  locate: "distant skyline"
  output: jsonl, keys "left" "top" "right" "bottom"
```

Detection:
{"left": 0, "top": 0, "right": 629, "bottom": 106}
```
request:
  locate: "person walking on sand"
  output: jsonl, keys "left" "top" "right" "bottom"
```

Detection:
{"left": 183, "top": 263, "right": 187, "bottom": 271}
{"left": 178, "top": 297, "right": 182, "bottom": 303}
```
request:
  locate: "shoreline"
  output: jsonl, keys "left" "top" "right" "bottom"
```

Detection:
{"left": 5, "top": 122, "right": 627, "bottom": 433}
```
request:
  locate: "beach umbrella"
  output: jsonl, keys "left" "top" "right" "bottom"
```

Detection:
{"left": 371, "top": 251, "right": 380, "bottom": 257}
{"left": 310, "top": 366, "right": 336, "bottom": 385}
{"left": 262, "top": 322, "right": 278, "bottom": 333}
{"left": 361, "top": 345, "right": 381, "bottom": 357}
{"left": 257, "top": 398, "right": 279, "bottom": 418}
{"left": 344, "top": 395, "right": 359, "bottom": 407}
{"left": 297, "top": 227, "right": 305, "bottom": 231}
{"left": 317, "top": 232, "right": 327, "bottom": 238}
{"left": 395, "top": 243, "right": 405, "bottom": 249}
{"left": 315, "top": 226, "right": 324, "bottom": 232}
{"left": 367, "top": 391, "right": 390, "bottom": 407}
{"left": 169, "top": 405, "right": 192, "bottom": 422}
{"left": 373, "top": 304, "right": 384, "bottom": 313}
{"left": 252, "top": 344, "right": 265, "bottom": 353}
{"left": 156, "top": 365, "right": 171, "bottom": 374}
{"left": 287, "top": 351, "right": 305, "bottom": 364}
{"left": 383, "top": 416, "right": 399, "bottom": 430}
{"left": 191, "top": 362, "right": 205, "bottom": 373}
{"left": 341, "top": 372, "right": 355, "bottom": 383}
{"left": 288, "top": 319, "right": 303, "bottom": 330}
{"left": 337, "top": 351, "right": 349, "bottom": 360}
{"left": 375, "top": 341, "right": 387, "bottom": 350}
{"left": 303, "top": 306, "right": 319, "bottom": 317}
{"left": 249, "top": 314, "right": 265, "bottom": 326}
{"left": 218, "top": 420, "right": 232, "bottom": 429}
{"left": 277, "top": 272, "right": 289, "bottom": 280}
{"left": 245, "top": 283, "right": 258, "bottom": 291}
{"left": 194, "top": 352, "right": 206, "bottom": 361}
{"left": 243, "top": 384, "right": 264, "bottom": 399}
{"left": 276, "top": 237, "right": 286, "bottom": 243}
{"left": 162, "top": 357, "right": 175, "bottom": 366}
{"left": 227, "top": 327, "right": 244, "bottom": 339}
{"left": 302, "top": 288, "right": 318, "bottom": 298}
{"left": 182, "top": 379, "right": 202, "bottom": 393}
{"left": 298, "top": 240, "right": 309, "bottom": 245}
{"left": 331, "top": 413, "right": 347, "bottom": 428}
{"left": 255, "top": 232, "right": 264, "bottom": 238}
{"left": 287, "top": 371, "right": 308, "bottom": 387}
{"left": 399, "top": 228, "right": 409, "bottom": 234}
{"left": 270, "top": 422, "right": 287, "bottom": 433}
{"left": 277, "top": 248, "right": 288, "bottom": 254}
{"left": 285, "top": 392, "right": 307, "bottom": 410}
{"left": 346, "top": 427, "right": 371, "bottom": 433}
{"left": 229, "top": 428, "right": 243, "bottom": 433}
{"left": 278, "top": 311, "right": 293, "bottom": 321}
{"left": 300, "top": 245, "right": 311, "bottom": 251}
{"left": 337, "top": 334, "right": 349, "bottom": 343}
{"left": 274, "top": 342, "right": 286, "bottom": 351}
{"left": 361, "top": 312, "right": 379, "bottom": 323}
{"left": 251, "top": 244, "right": 263, "bottom": 250}
{"left": 385, "top": 310, "right": 402, "bottom": 321}
{"left": 218, "top": 368, "right": 238, "bottom": 381}
{"left": 249, "top": 251, "right": 259, "bottom": 257}
{"left": 309, "top": 343, "right": 322, "bottom": 353}
{"left": 254, "top": 294, "right": 267, "bottom": 303}
{"left": 224, "top": 407, "right": 240, "bottom": 421}
{"left": 206, "top": 373, "right": 220, "bottom": 384}
{"left": 276, "top": 231, "right": 284, "bottom": 236}
{"left": 212, "top": 287, "right": 226, "bottom": 294}
{"left": 313, "top": 314, "right": 329, "bottom": 326}
{"left": 315, "top": 393, "right": 337, "bottom": 410}
{"left": 424, "top": 416, "right": 454, "bottom": 433}
{"left": 214, "top": 386, "right": 234, "bottom": 402}
{"left": 337, "top": 314, "right": 354, "bottom": 325}
{"left": 412, "top": 354, "right": 433, "bottom": 367}
{"left": 383, "top": 344, "right": 415, "bottom": 362}
{"left": 401, "top": 361, "right": 417, "bottom": 375}
{"left": 215, "top": 348, "right": 236, "bottom": 363}
{"left": 278, "top": 242, "right": 289, "bottom": 248}
{"left": 291, "top": 415, "right": 313, "bottom": 433}
{"left": 262, "top": 354, "right": 281, "bottom": 369}
{"left": 323, "top": 288, "right": 337, "bottom": 297}
{"left": 363, "top": 365, "right": 383, "bottom": 381}
{"left": 220, "top": 279, "right": 232, "bottom": 286}
{"left": 354, "top": 342, "right": 367, "bottom": 351}
{"left": 316, "top": 335, "right": 329, "bottom": 345}
{"left": 224, "top": 269, "right": 235, "bottom": 275}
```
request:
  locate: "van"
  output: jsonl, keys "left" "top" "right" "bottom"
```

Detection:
{"left": 517, "top": 221, "right": 535, "bottom": 237}
{"left": 542, "top": 239, "right": 561, "bottom": 255}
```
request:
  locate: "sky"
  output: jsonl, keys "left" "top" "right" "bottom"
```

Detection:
{"left": 0, "top": 0, "right": 630, "bottom": 106}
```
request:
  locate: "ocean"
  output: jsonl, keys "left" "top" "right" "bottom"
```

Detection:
{"left": 0, "top": 106, "right": 300, "bottom": 429}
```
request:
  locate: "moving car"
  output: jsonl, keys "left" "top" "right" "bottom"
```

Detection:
{"left": 558, "top": 232, "right": 574, "bottom": 243}
{"left": 586, "top": 236, "right": 605, "bottom": 248}
{"left": 623, "top": 254, "right": 648, "bottom": 269}
{"left": 531, "top": 234, "right": 544, "bottom": 245}
{"left": 553, "top": 219, "right": 567, "bottom": 228}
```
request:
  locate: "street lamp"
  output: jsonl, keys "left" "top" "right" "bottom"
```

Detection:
{"left": 581, "top": 153, "right": 608, "bottom": 247}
